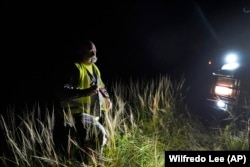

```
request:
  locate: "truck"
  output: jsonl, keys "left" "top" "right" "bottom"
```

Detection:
{"left": 206, "top": 51, "right": 250, "bottom": 128}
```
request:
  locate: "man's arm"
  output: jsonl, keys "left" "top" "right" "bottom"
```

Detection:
{"left": 99, "top": 88, "right": 110, "bottom": 98}
{"left": 54, "top": 64, "right": 98, "bottom": 101}
{"left": 58, "top": 85, "right": 99, "bottom": 101}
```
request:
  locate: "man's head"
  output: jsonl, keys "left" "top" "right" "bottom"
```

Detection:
{"left": 77, "top": 40, "right": 97, "bottom": 65}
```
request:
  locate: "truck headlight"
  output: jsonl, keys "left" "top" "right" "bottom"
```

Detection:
{"left": 217, "top": 100, "right": 226, "bottom": 108}
{"left": 213, "top": 77, "right": 239, "bottom": 98}
{"left": 221, "top": 52, "right": 240, "bottom": 70}
{"left": 215, "top": 86, "right": 233, "bottom": 96}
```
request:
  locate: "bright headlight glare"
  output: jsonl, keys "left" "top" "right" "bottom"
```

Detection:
{"left": 225, "top": 53, "right": 237, "bottom": 63}
{"left": 221, "top": 62, "right": 239, "bottom": 70}
{"left": 217, "top": 100, "right": 226, "bottom": 108}
{"left": 215, "top": 86, "right": 233, "bottom": 96}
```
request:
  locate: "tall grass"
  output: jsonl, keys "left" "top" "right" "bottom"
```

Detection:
{"left": 0, "top": 75, "right": 249, "bottom": 167}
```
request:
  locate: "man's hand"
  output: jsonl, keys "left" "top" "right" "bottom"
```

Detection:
{"left": 88, "top": 85, "right": 112, "bottom": 110}
{"left": 88, "top": 85, "right": 99, "bottom": 96}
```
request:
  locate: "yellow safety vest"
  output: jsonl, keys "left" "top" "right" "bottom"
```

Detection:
{"left": 61, "top": 63, "right": 106, "bottom": 117}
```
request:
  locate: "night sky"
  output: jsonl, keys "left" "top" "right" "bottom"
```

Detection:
{"left": 1, "top": 0, "right": 250, "bottom": 110}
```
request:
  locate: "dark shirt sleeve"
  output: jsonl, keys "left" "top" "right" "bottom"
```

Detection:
{"left": 54, "top": 63, "right": 90, "bottom": 101}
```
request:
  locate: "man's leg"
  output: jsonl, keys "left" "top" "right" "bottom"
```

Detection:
{"left": 81, "top": 113, "right": 108, "bottom": 166}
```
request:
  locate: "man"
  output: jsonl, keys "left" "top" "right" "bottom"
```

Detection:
{"left": 55, "top": 40, "right": 112, "bottom": 165}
